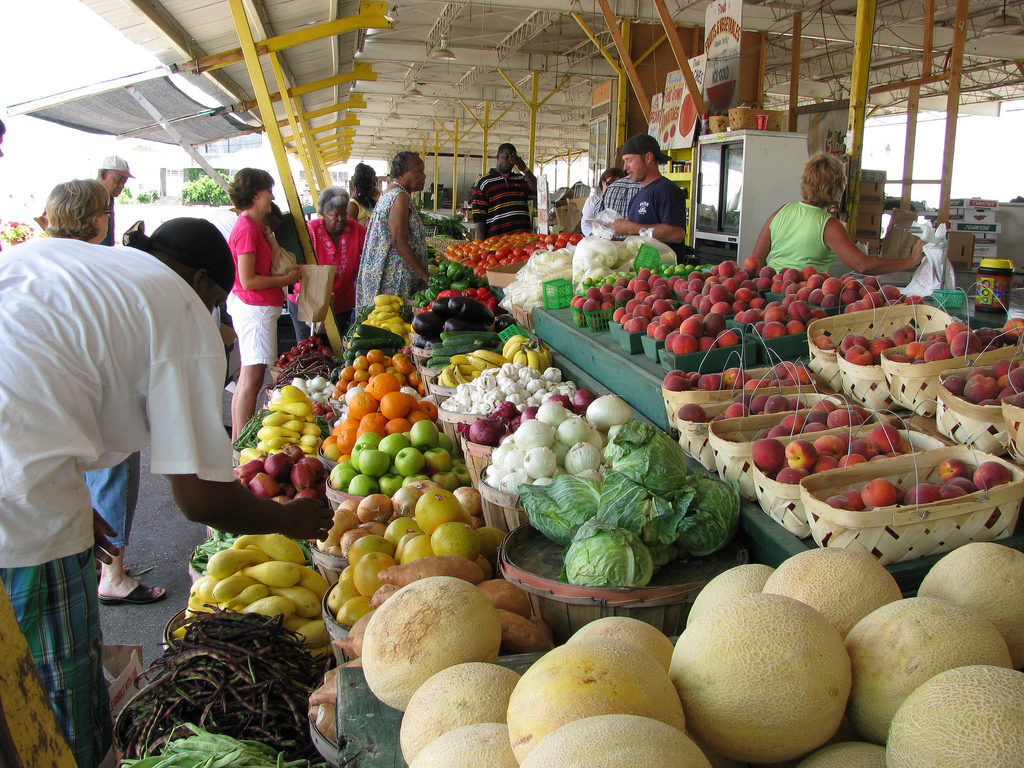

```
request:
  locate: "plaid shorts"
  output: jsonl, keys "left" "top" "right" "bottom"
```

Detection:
{"left": 1, "top": 550, "right": 112, "bottom": 768}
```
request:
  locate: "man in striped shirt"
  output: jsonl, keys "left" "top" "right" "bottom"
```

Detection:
{"left": 472, "top": 143, "right": 537, "bottom": 239}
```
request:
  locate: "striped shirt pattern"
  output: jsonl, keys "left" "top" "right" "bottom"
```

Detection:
{"left": 594, "top": 177, "right": 642, "bottom": 218}
{"left": 471, "top": 170, "right": 534, "bottom": 236}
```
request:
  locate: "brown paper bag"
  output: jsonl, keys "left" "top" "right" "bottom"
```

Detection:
{"left": 265, "top": 226, "right": 298, "bottom": 276}
{"left": 297, "top": 264, "right": 336, "bottom": 323}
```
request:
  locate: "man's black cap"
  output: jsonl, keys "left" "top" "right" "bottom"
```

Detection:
{"left": 129, "top": 217, "right": 235, "bottom": 293}
{"left": 620, "top": 133, "right": 671, "bottom": 164}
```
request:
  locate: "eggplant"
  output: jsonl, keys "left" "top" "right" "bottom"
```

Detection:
{"left": 446, "top": 296, "right": 495, "bottom": 325}
{"left": 429, "top": 299, "right": 454, "bottom": 317}
{"left": 411, "top": 335, "right": 433, "bottom": 349}
{"left": 493, "top": 314, "right": 517, "bottom": 333}
{"left": 443, "top": 317, "right": 490, "bottom": 333}
{"left": 412, "top": 311, "right": 445, "bottom": 341}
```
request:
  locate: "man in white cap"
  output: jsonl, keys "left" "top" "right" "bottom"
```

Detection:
{"left": 97, "top": 155, "right": 133, "bottom": 246}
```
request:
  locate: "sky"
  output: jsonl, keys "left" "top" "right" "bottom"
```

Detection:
{"left": 3, "top": 0, "right": 1024, "bottom": 224}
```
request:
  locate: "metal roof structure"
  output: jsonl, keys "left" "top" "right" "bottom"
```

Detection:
{"left": 43, "top": 0, "right": 1024, "bottom": 166}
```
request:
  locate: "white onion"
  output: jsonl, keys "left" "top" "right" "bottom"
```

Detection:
{"left": 564, "top": 442, "right": 603, "bottom": 475}
{"left": 503, "top": 448, "right": 526, "bottom": 472}
{"left": 515, "top": 419, "right": 556, "bottom": 451}
{"left": 586, "top": 394, "right": 632, "bottom": 431}
{"left": 523, "top": 446, "right": 557, "bottom": 480}
{"left": 536, "top": 402, "right": 569, "bottom": 428}
{"left": 557, "top": 416, "right": 591, "bottom": 446}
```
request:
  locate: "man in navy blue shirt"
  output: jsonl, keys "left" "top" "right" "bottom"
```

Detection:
{"left": 610, "top": 134, "right": 690, "bottom": 262}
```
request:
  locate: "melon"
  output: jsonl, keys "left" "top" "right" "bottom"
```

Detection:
{"left": 763, "top": 549, "right": 902, "bottom": 638}
{"left": 795, "top": 741, "right": 886, "bottom": 767}
{"left": 670, "top": 592, "right": 851, "bottom": 764}
{"left": 917, "top": 541, "right": 1024, "bottom": 668}
{"left": 844, "top": 596, "right": 1012, "bottom": 744}
{"left": 506, "top": 638, "right": 685, "bottom": 763}
{"left": 687, "top": 563, "right": 774, "bottom": 626}
{"left": 400, "top": 662, "right": 520, "bottom": 763}
{"left": 517, "top": 714, "right": 712, "bottom": 768}
{"left": 567, "top": 616, "right": 674, "bottom": 671}
{"left": 360, "top": 576, "right": 501, "bottom": 710}
{"left": 408, "top": 722, "right": 518, "bottom": 768}
{"left": 886, "top": 665, "right": 1024, "bottom": 767}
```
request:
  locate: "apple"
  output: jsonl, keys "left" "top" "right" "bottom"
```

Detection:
{"left": 438, "top": 432, "right": 455, "bottom": 453}
{"left": 378, "top": 473, "right": 405, "bottom": 497}
{"left": 394, "top": 446, "right": 426, "bottom": 477}
{"left": 423, "top": 446, "right": 453, "bottom": 474}
{"left": 452, "top": 465, "right": 472, "bottom": 486}
{"left": 348, "top": 474, "right": 380, "bottom": 497}
{"left": 431, "top": 471, "right": 461, "bottom": 492}
{"left": 356, "top": 449, "right": 391, "bottom": 478}
{"left": 328, "top": 464, "right": 357, "bottom": 491}
{"left": 378, "top": 432, "right": 411, "bottom": 459}
{"left": 354, "top": 432, "right": 382, "bottom": 450}
{"left": 410, "top": 419, "right": 441, "bottom": 450}
{"left": 403, "top": 474, "right": 432, "bottom": 486}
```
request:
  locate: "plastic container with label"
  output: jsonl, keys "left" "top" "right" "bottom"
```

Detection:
{"left": 976, "top": 258, "right": 1014, "bottom": 313}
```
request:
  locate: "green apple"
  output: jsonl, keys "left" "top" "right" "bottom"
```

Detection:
{"left": 402, "top": 431, "right": 412, "bottom": 441}
{"left": 335, "top": 459, "right": 357, "bottom": 474}
{"left": 409, "top": 419, "right": 440, "bottom": 451}
{"left": 394, "top": 446, "right": 426, "bottom": 477}
{"left": 431, "top": 471, "right": 460, "bottom": 492}
{"left": 437, "top": 432, "right": 454, "bottom": 453}
{"left": 378, "top": 473, "right": 405, "bottom": 497}
{"left": 355, "top": 432, "right": 382, "bottom": 450}
{"left": 403, "top": 474, "right": 431, "bottom": 486}
{"left": 349, "top": 444, "right": 364, "bottom": 468}
{"left": 451, "top": 457, "right": 465, "bottom": 468}
{"left": 357, "top": 449, "right": 391, "bottom": 478}
{"left": 378, "top": 433, "right": 411, "bottom": 460}
{"left": 348, "top": 474, "right": 379, "bottom": 497}
{"left": 423, "top": 447, "right": 452, "bottom": 474}
{"left": 329, "top": 465, "right": 357, "bottom": 491}
{"left": 452, "top": 465, "right": 471, "bottom": 487}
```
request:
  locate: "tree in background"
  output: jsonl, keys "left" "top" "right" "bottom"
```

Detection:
{"left": 181, "top": 174, "right": 230, "bottom": 206}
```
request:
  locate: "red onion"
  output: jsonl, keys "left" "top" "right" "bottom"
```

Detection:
{"left": 543, "top": 394, "right": 573, "bottom": 410}
{"left": 492, "top": 401, "right": 520, "bottom": 421}
{"left": 520, "top": 405, "right": 539, "bottom": 422}
{"left": 468, "top": 417, "right": 508, "bottom": 447}
{"left": 572, "top": 388, "right": 598, "bottom": 415}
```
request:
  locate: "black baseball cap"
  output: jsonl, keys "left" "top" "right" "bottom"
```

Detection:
{"left": 127, "top": 217, "right": 235, "bottom": 293}
{"left": 620, "top": 133, "right": 671, "bottom": 164}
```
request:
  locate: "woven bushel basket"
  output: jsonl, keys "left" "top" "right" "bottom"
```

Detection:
{"left": 460, "top": 437, "right": 494, "bottom": 487}
{"left": 935, "top": 366, "right": 1008, "bottom": 455}
{"left": 835, "top": 354, "right": 895, "bottom": 411}
{"left": 882, "top": 345, "right": 1018, "bottom": 418}
{"left": 478, "top": 481, "right": 526, "bottom": 534}
{"left": 752, "top": 428, "right": 947, "bottom": 539}
{"left": 436, "top": 406, "right": 479, "bottom": 446}
{"left": 1001, "top": 395, "right": 1024, "bottom": 464}
{"left": 800, "top": 446, "right": 1024, "bottom": 565}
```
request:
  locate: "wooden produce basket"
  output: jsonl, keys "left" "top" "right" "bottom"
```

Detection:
{"left": 800, "top": 447, "right": 1024, "bottom": 565}
{"left": 310, "top": 715, "right": 341, "bottom": 768}
{"left": 460, "top": 437, "right": 494, "bottom": 487}
{"left": 163, "top": 609, "right": 189, "bottom": 649}
{"left": 322, "top": 587, "right": 349, "bottom": 665}
{"left": 807, "top": 305, "right": 954, "bottom": 396}
{"left": 478, "top": 480, "right": 526, "bottom": 534}
{"left": 325, "top": 482, "right": 362, "bottom": 513}
{"left": 729, "top": 105, "right": 761, "bottom": 131}
{"left": 310, "top": 543, "right": 348, "bottom": 586}
{"left": 882, "top": 344, "right": 1018, "bottom": 418}
{"left": 1002, "top": 395, "right": 1024, "bottom": 465}
{"left": 436, "top": 405, "right": 479, "bottom": 446}
{"left": 835, "top": 353, "right": 896, "bottom": 412}
{"left": 935, "top": 367, "right": 1008, "bottom": 455}
{"left": 752, "top": 428, "right": 948, "bottom": 539}
{"left": 708, "top": 406, "right": 890, "bottom": 501}
{"left": 424, "top": 368, "right": 458, "bottom": 401}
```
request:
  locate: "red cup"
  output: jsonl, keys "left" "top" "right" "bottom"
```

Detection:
{"left": 756, "top": 114, "right": 768, "bottom": 130}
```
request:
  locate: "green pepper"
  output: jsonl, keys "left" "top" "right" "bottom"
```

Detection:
{"left": 450, "top": 280, "right": 470, "bottom": 291}
{"left": 425, "top": 287, "right": 439, "bottom": 301}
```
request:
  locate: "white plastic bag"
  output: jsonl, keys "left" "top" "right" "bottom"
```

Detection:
{"left": 902, "top": 221, "right": 955, "bottom": 298}
{"left": 589, "top": 208, "right": 620, "bottom": 240}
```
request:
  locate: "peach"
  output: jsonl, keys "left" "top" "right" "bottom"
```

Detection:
{"left": 860, "top": 478, "right": 900, "bottom": 509}
{"left": 842, "top": 489, "right": 866, "bottom": 509}
{"left": 949, "top": 330, "right": 983, "bottom": 358}
{"left": 940, "top": 484, "right": 968, "bottom": 500}
{"left": 715, "top": 330, "right": 741, "bottom": 347}
{"left": 697, "top": 373, "right": 723, "bottom": 391}
{"left": 826, "top": 494, "right": 856, "bottom": 510}
{"left": 677, "top": 404, "right": 709, "bottom": 423}
{"left": 890, "top": 325, "right": 917, "bottom": 346}
{"left": 779, "top": 414, "right": 805, "bottom": 433}
{"left": 944, "top": 321, "right": 969, "bottom": 345}
{"left": 784, "top": 439, "right": 817, "bottom": 470}
{"left": 652, "top": 324, "right": 671, "bottom": 341}
{"left": 923, "top": 342, "right": 953, "bottom": 362}
{"left": 869, "top": 338, "right": 896, "bottom": 359}
{"left": 786, "top": 320, "right": 807, "bottom": 335}
{"left": 789, "top": 301, "right": 812, "bottom": 324}
{"left": 803, "top": 410, "right": 829, "bottom": 426}
{"left": 841, "top": 333, "right": 871, "bottom": 353}
{"left": 942, "top": 375, "right": 967, "bottom": 398}
{"left": 703, "top": 313, "right": 727, "bottom": 338}
{"left": 974, "top": 461, "right": 1012, "bottom": 490}
{"left": 868, "top": 424, "right": 903, "bottom": 455}
{"left": 776, "top": 467, "right": 810, "bottom": 485}
{"left": 762, "top": 321, "right": 787, "bottom": 339}
{"left": 820, "top": 294, "right": 840, "bottom": 308}
{"left": 811, "top": 435, "right": 845, "bottom": 462}
{"left": 947, "top": 476, "right": 978, "bottom": 494}
{"left": 1002, "top": 317, "right": 1024, "bottom": 339}
{"left": 963, "top": 375, "right": 1000, "bottom": 405}
{"left": 843, "top": 345, "right": 874, "bottom": 366}
{"left": 749, "top": 394, "right": 770, "bottom": 414}
{"left": 904, "top": 482, "right": 943, "bottom": 506}
{"left": 827, "top": 408, "right": 866, "bottom": 429}
{"left": 752, "top": 438, "right": 787, "bottom": 473}
{"left": 721, "top": 402, "right": 749, "bottom": 419}
{"left": 662, "top": 370, "right": 687, "bottom": 391}
{"left": 881, "top": 284, "right": 903, "bottom": 302}
{"left": 811, "top": 455, "right": 840, "bottom": 474}
{"left": 904, "top": 341, "right": 927, "bottom": 361}
{"left": 848, "top": 438, "right": 877, "bottom": 459}
{"left": 673, "top": 333, "right": 699, "bottom": 355}
{"left": 839, "top": 454, "right": 868, "bottom": 468}
{"left": 698, "top": 336, "right": 716, "bottom": 352}
{"left": 1008, "top": 367, "right": 1024, "bottom": 393}
{"left": 721, "top": 367, "right": 745, "bottom": 388}
{"left": 763, "top": 395, "right": 794, "bottom": 414}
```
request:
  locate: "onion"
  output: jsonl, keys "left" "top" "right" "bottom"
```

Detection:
{"left": 543, "top": 394, "right": 573, "bottom": 410}
{"left": 550, "top": 440, "right": 570, "bottom": 465}
{"left": 515, "top": 419, "right": 556, "bottom": 451}
{"left": 565, "top": 442, "right": 603, "bottom": 475}
{"left": 586, "top": 394, "right": 632, "bottom": 432}
{"left": 557, "top": 416, "right": 591, "bottom": 446}
{"left": 536, "top": 402, "right": 569, "bottom": 428}
{"left": 503, "top": 448, "right": 526, "bottom": 472}
{"left": 523, "top": 446, "right": 558, "bottom": 480}
{"left": 492, "top": 401, "right": 520, "bottom": 421}
{"left": 468, "top": 417, "right": 507, "bottom": 447}
{"left": 572, "top": 388, "right": 598, "bottom": 415}
{"left": 498, "top": 433, "right": 516, "bottom": 446}
{"left": 519, "top": 406, "right": 539, "bottom": 422}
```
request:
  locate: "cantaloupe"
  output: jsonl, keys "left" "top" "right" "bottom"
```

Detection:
{"left": 687, "top": 563, "right": 774, "bottom": 627}
{"left": 917, "top": 541, "right": 1024, "bottom": 668}
{"left": 886, "top": 665, "right": 1024, "bottom": 767}
{"left": 517, "top": 714, "right": 712, "bottom": 768}
{"left": 762, "top": 549, "right": 902, "bottom": 638}
{"left": 506, "top": 638, "right": 685, "bottom": 763}
{"left": 408, "top": 722, "right": 518, "bottom": 768}
{"left": 566, "top": 616, "right": 674, "bottom": 671}
{"left": 360, "top": 576, "right": 501, "bottom": 710}
{"left": 670, "top": 592, "right": 851, "bottom": 764}
{"left": 795, "top": 741, "right": 886, "bottom": 767}
{"left": 844, "top": 596, "right": 1012, "bottom": 744}
{"left": 400, "top": 662, "right": 519, "bottom": 763}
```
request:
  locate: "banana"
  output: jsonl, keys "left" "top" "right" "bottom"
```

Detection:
{"left": 438, "top": 368, "right": 455, "bottom": 387}
{"left": 526, "top": 349, "right": 541, "bottom": 369}
{"left": 457, "top": 364, "right": 477, "bottom": 378}
{"left": 448, "top": 354, "right": 471, "bottom": 366}
{"left": 465, "top": 354, "right": 494, "bottom": 371}
{"left": 502, "top": 335, "right": 529, "bottom": 359}
{"left": 473, "top": 349, "right": 508, "bottom": 366}
{"left": 513, "top": 350, "right": 529, "bottom": 366}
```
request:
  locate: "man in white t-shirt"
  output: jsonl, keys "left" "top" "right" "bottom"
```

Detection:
{"left": 0, "top": 218, "right": 331, "bottom": 768}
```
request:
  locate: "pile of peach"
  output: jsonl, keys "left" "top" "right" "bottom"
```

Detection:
{"left": 663, "top": 362, "right": 815, "bottom": 393}
{"left": 942, "top": 359, "right": 1024, "bottom": 406}
{"left": 824, "top": 457, "right": 1013, "bottom": 511}
{"left": 769, "top": 269, "right": 910, "bottom": 312}
{"left": 676, "top": 392, "right": 820, "bottom": 424}
{"left": 752, "top": 422, "right": 905, "bottom": 485}
{"left": 732, "top": 298, "right": 825, "bottom": 339}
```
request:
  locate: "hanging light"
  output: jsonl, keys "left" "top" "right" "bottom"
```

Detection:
{"left": 407, "top": 83, "right": 424, "bottom": 97}
{"left": 430, "top": 35, "right": 456, "bottom": 60}
{"left": 984, "top": 0, "right": 1023, "bottom": 31}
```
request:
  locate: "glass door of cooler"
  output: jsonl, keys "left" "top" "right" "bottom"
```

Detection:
{"left": 722, "top": 142, "right": 744, "bottom": 234}
{"left": 696, "top": 144, "right": 722, "bottom": 233}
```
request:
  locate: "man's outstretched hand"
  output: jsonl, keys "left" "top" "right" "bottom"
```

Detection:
{"left": 93, "top": 510, "right": 120, "bottom": 565}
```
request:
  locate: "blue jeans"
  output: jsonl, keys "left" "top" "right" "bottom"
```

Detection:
{"left": 83, "top": 454, "right": 140, "bottom": 550}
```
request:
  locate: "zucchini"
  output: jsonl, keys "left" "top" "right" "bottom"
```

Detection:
{"left": 354, "top": 323, "right": 396, "bottom": 339}
{"left": 348, "top": 337, "right": 398, "bottom": 352}
{"left": 440, "top": 331, "right": 501, "bottom": 345}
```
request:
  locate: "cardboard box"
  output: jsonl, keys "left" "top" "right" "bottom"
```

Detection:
{"left": 974, "top": 244, "right": 999, "bottom": 261}
{"left": 861, "top": 169, "right": 888, "bottom": 182}
{"left": 881, "top": 209, "right": 919, "bottom": 259}
{"left": 856, "top": 210, "right": 883, "bottom": 234}
{"left": 947, "top": 231, "right": 974, "bottom": 269}
{"left": 951, "top": 208, "right": 997, "bottom": 224}
{"left": 949, "top": 198, "right": 997, "bottom": 208}
{"left": 858, "top": 181, "right": 886, "bottom": 204}
{"left": 951, "top": 221, "right": 1001, "bottom": 235}
{"left": 103, "top": 644, "right": 142, "bottom": 716}
{"left": 485, "top": 261, "right": 527, "bottom": 289}
{"left": 554, "top": 197, "right": 584, "bottom": 234}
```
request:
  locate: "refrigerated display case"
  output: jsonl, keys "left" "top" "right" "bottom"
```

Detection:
{"left": 692, "top": 130, "right": 808, "bottom": 263}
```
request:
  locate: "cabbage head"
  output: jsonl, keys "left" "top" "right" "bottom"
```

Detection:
{"left": 676, "top": 473, "right": 741, "bottom": 557}
{"left": 603, "top": 420, "right": 689, "bottom": 497}
{"left": 563, "top": 519, "right": 654, "bottom": 588}
{"left": 519, "top": 474, "right": 603, "bottom": 547}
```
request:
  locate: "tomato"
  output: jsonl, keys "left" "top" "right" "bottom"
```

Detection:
{"left": 512, "top": 247, "right": 526, "bottom": 258}
{"left": 569, "top": 234, "right": 583, "bottom": 245}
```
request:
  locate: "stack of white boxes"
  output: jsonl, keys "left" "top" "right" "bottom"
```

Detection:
{"left": 949, "top": 198, "right": 999, "bottom": 265}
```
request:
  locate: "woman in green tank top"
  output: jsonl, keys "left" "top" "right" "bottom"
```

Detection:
{"left": 749, "top": 153, "right": 924, "bottom": 276}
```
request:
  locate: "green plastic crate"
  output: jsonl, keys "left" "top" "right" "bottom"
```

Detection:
{"left": 641, "top": 334, "right": 665, "bottom": 363}
{"left": 659, "top": 340, "right": 756, "bottom": 372}
{"left": 498, "top": 324, "right": 530, "bottom": 343}
{"left": 633, "top": 243, "right": 662, "bottom": 273}
{"left": 609, "top": 322, "right": 644, "bottom": 354}
{"left": 542, "top": 278, "right": 573, "bottom": 310}
{"left": 584, "top": 308, "right": 613, "bottom": 333}
{"left": 932, "top": 288, "right": 966, "bottom": 311}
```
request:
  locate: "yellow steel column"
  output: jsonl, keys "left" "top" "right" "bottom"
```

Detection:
{"left": 652, "top": 0, "right": 706, "bottom": 116}
{"left": 938, "top": 0, "right": 969, "bottom": 223}
{"left": 482, "top": 101, "right": 490, "bottom": 178}
{"left": 788, "top": 12, "right": 802, "bottom": 132}
{"left": 595, "top": 1, "right": 649, "bottom": 121}
{"left": 452, "top": 117, "right": 460, "bottom": 216}
{"left": 844, "top": 0, "right": 876, "bottom": 236}
{"left": 228, "top": 0, "right": 342, "bottom": 350}
{"left": 296, "top": 102, "right": 330, "bottom": 191}
{"left": 528, "top": 72, "right": 540, "bottom": 168}
{"left": 269, "top": 52, "right": 318, "bottom": 200}
{"left": 433, "top": 130, "right": 440, "bottom": 212}
{"left": 902, "top": 0, "right": 933, "bottom": 209}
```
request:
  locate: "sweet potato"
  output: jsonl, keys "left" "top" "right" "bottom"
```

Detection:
{"left": 312, "top": 703, "right": 338, "bottom": 741}
{"left": 308, "top": 667, "right": 339, "bottom": 707}
{"left": 378, "top": 555, "right": 485, "bottom": 587}
{"left": 341, "top": 657, "right": 362, "bottom": 668}
{"left": 370, "top": 583, "right": 399, "bottom": 608}
{"left": 478, "top": 579, "right": 532, "bottom": 619}
{"left": 332, "top": 610, "right": 372, "bottom": 657}
{"left": 498, "top": 609, "right": 554, "bottom": 655}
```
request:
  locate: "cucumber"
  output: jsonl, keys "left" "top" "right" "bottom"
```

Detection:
{"left": 427, "top": 356, "right": 451, "bottom": 368}
{"left": 348, "top": 337, "right": 398, "bottom": 352}
{"left": 355, "top": 324, "right": 405, "bottom": 346}
{"left": 440, "top": 331, "right": 501, "bottom": 345}
{"left": 437, "top": 341, "right": 498, "bottom": 356}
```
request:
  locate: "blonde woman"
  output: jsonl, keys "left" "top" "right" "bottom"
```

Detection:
{"left": 749, "top": 152, "right": 924, "bottom": 275}
{"left": 44, "top": 179, "right": 111, "bottom": 244}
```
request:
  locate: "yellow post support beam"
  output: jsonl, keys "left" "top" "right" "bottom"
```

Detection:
{"left": 938, "top": 0, "right": 969, "bottom": 224}
{"left": 434, "top": 130, "right": 440, "bottom": 212}
{"left": 286, "top": 95, "right": 367, "bottom": 126}
{"left": 596, "top": 0, "right": 650, "bottom": 121}
{"left": 617, "top": 21, "right": 631, "bottom": 146}
{"left": 788, "top": 12, "right": 802, "bottom": 132}
{"left": 570, "top": 13, "right": 629, "bottom": 147}
{"left": 227, "top": 0, "right": 343, "bottom": 352}
{"left": 452, "top": 117, "right": 460, "bottom": 216}
{"left": 528, "top": 73, "right": 539, "bottom": 168}
{"left": 482, "top": 101, "right": 490, "bottom": 177}
{"left": 844, "top": 0, "right": 877, "bottom": 236}
{"left": 295, "top": 103, "right": 329, "bottom": 191}
{"left": 902, "top": 0, "right": 933, "bottom": 209}
{"left": 498, "top": 70, "right": 571, "bottom": 169}
{"left": 269, "top": 52, "right": 318, "bottom": 200}
{"left": 303, "top": 115, "right": 361, "bottom": 141}
{"left": 652, "top": 0, "right": 706, "bottom": 116}
{"left": 313, "top": 122, "right": 360, "bottom": 145}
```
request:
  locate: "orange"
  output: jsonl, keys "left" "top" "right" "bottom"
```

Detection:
{"left": 407, "top": 370, "right": 422, "bottom": 387}
{"left": 367, "top": 362, "right": 386, "bottom": 376}
{"left": 335, "top": 423, "right": 359, "bottom": 454}
{"left": 347, "top": 391, "right": 380, "bottom": 421}
{"left": 366, "top": 349, "right": 385, "bottom": 364}
{"left": 407, "top": 410, "right": 431, "bottom": 424}
{"left": 365, "top": 372, "right": 402, "bottom": 401}
{"left": 353, "top": 355, "right": 369, "bottom": 371}
{"left": 357, "top": 412, "right": 388, "bottom": 438}
{"left": 384, "top": 417, "right": 412, "bottom": 435}
{"left": 341, "top": 365, "right": 357, "bottom": 381}
{"left": 353, "top": 369, "right": 370, "bottom": 383}
{"left": 380, "top": 391, "right": 414, "bottom": 420}
{"left": 322, "top": 434, "right": 338, "bottom": 449}
{"left": 393, "top": 355, "right": 415, "bottom": 375}
{"left": 414, "top": 400, "right": 438, "bottom": 421}
{"left": 383, "top": 356, "right": 393, "bottom": 367}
